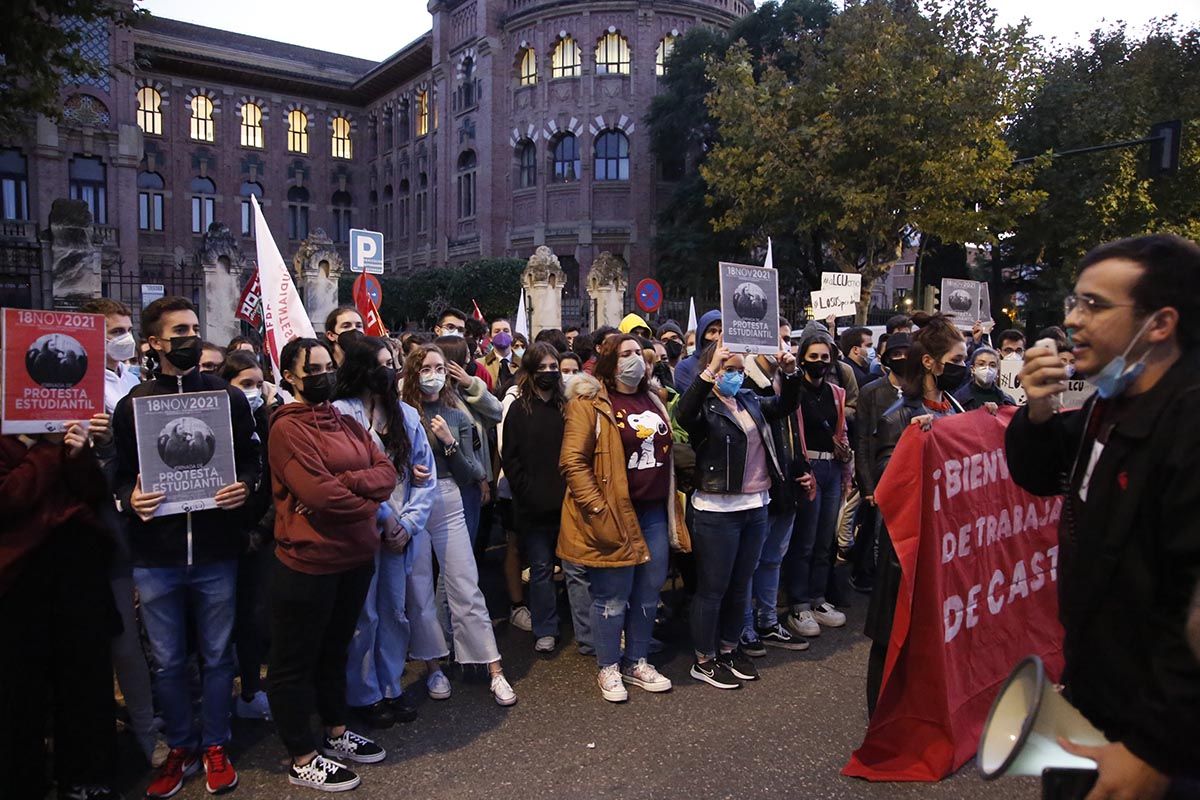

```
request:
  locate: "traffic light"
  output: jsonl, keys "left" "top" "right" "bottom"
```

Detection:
{"left": 925, "top": 285, "right": 940, "bottom": 314}
{"left": 1150, "top": 120, "right": 1182, "bottom": 175}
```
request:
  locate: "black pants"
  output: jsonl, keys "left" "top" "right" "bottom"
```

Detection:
{"left": 235, "top": 545, "right": 273, "bottom": 698}
{"left": 267, "top": 556, "right": 374, "bottom": 758}
{"left": 0, "top": 527, "right": 118, "bottom": 796}
{"left": 866, "top": 639, "right": 887, "bottom": 719}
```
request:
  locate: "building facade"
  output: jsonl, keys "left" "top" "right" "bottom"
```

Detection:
{"left": 0, "top": 0, "right": 752, "bottom": 332}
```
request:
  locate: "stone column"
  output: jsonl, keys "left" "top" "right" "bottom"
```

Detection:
{"left": 521, "top": 246, "right": 564, "bottom": 338}
{"left": 586, "top": 251, "right": 628, "bottom": 330}
{"left": 196, "top": 222, "right": 246, "bottom": 344}
{"left": 48, "top": 199, "right": 101, "bottom": 309}
{"left": 293, "top": 229, "right": 344, "bottom": 333}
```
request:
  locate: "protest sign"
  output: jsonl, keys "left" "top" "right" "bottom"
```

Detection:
{"left": 719, "top": 262, "right": 780, "bottom": 354}
{"left": 2, "top": 308, "right": 105, "bottom": 434}
{"left": 133, "top": 390, "right": 236, "bottom": 516}
{"left": 844, "top": 408, "right": 1065, "bottom": 781}
{"left": 940, "top": 279, "right": 982, "bottom": 327}
{"left": 998, "top": 359, "right": 1094, "bottom": 409}
{"left": 810, "top": 289, "right": 857, "bottom": 319}
{"left": 821, "top": 271, "right": 862, "bottom": 306}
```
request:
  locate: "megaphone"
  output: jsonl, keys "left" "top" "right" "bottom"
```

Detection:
{"left": 977, "top": 655, "right": 1109, "bottom": 779}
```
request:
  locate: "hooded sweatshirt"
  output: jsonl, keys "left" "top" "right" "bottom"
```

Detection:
{"left": 269, "top": 402, "right": 398, "bottom": 575}
{"left": 673, "top": 309, "right": 722, "bottom": 395}
{"left": 619, "top": 313, "right": 652, "bottom": 336}
{"left": 656, "top": 320, "right": 684, "bottom": 340}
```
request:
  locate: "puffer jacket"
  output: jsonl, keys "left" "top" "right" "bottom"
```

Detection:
{"left": 558, "top": 374, "right": 691, "bottom": 568}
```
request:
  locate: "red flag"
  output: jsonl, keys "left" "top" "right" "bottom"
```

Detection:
{"left": 235, "top": 272, "right": 263, "bottom": 329}
{"left": 354, "top": 279, "right": 388, "bottom": 338}
{"left": 471, "top": 299, "right": 484, "bottom": 322}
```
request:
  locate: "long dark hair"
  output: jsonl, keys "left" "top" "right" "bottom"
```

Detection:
{"left": 898, "top": 312, "right": 964, "bottom": 399}
{"left": 516, "top": 342, "right": 565, "bottom": 414}
{"left": 334, "top": 336, "right": 410, "bottom": 478}
{"left": 593, "top": 334, "right": 649, "bottom": 393}
{"left": 219, "top": 350, "right": 261, "bottom": 384}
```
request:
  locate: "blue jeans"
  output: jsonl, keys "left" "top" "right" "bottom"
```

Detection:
{"left": 588, "top": 504, "right": 669, "bottom": 669}
{"left": 133, "top": 560, "right": 238, "bottom": 749}
{"left": 690, "top": 505, "right": 770, "bottom": 658}
{"left": 459, "top": 481, "right": 483, "bottom": 547}
{"left": 786, "top": 460, "right": 844, "bottom": 609}
{"left": 743, "top": 507, "right": 798, "bottom": 636}
{"left": 520, "top": 521, "right": 560, "bottom": 638}
{"left": 561, "top": 560, "right": 593, "bottom": 654}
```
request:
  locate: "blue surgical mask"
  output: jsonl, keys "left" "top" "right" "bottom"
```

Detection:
{"left": 1088, "top": 314, "right": 1157, "bottom": 400}
{"left": 715, "top": 371, "right": 744, "bottom": 397}
{"left": 864, "top": 346, "right": 878, "bottom": 363}
{"left": 242, "top": 387, "right": 264, "bottom": 411}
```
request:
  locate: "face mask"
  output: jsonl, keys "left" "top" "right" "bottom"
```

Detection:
{"left": 512, "top": 346, "right": 526, "bottom": 360}
{"left": 1064, "top": 364, "right": 1076, "bottom": 379}
{"left": 617, "top": 354, "right": 646, "bottom": 386}
{"left": 562, "top": 372, "right": 578, "bottom": 390}
{"left": 106, "top": 331, "right": 136, "bottom": 362}
{"left": 973, "top": 366, "right": 998, "bottom": 387}
{"left": 883, "top": 356, "right": 905, "bottom": 376}
{"left": 663, "top": 339, "right": 684, "bottom": 361}
{"left": 440, "top": 329, "right": 464, "bottom": 338}
{"left": 420, "top": 373, "right": 447, "bottom": 394}
{"left": 162, "top": 335, "right": 201, "bottom": 371}
{"left": 1003, "top": 351, "right": 1023, "bottom": 362}
{"left": 370, "top": 365, "right": 396, "bottom": 396}
{"left": 128, "top": 364, "right": 142, "bottom": 379}
{"left": 715, "top": 371, "right": 744, "bottom": 397}
{"left": 242, "top": 387, "right": 264, "bottom": 411}
{"left": 1089, "top": 314, "right": 1157, "bottom": 399}
{"left": 686, "top": 345, "right": 696, "bottom": 357}
{"left": 935, "top": 362, "right": 968, "bottom": 392}
{"left": 864, "top": 346, "right": 878, "bottom": 364}
{"left": 802, "top": 360, "right": 830, "bottom": 381}
{"left": 652, "top": 362, "right": 675, "bottom": 391}
{"left": 338, "top": 329, "right": 364, "bottom": 351}
{"left": 301, "top": 372, "right": 335, "bottom": 404}
{"left": 533, "top": 371, "right": 560, "bottom": 391}
{"left": 492, "top": 332, "right": 513, "bottom": 351}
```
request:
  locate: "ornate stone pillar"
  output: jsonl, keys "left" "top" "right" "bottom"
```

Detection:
{"left": 292, "top": 229, "right": 344, "bottom": 333}
{"left": 521, "top": 246, "right": 565, "bottom": 338}
{"left": 48, "top": 199, "right": 101, "bottom": 309}
{"left": 586, "top": 251, "right": 628, "bottom": 330}
{"left": 196, "top": 222, "right": 246, "bottom": 344}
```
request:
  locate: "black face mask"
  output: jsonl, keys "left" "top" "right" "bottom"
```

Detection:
{"left": 935, "top": 362, "right": 968, "bottom": 392}
{"left": 663, "top": 338, "right": 684, "bottom": 361}
{"left": 301, "top": 372, "right": 336, "bottom": 404}
{"left": 162, "top": 335, "right": 201, "bottom": 371}
{"left": 883, "top": 356, "right": 906, "bottom": 374}
{"left": 652, "top": 361, "right": 675, "bottom": 391}
{"left": 532, "top": 371, "right": 561, "bottom": 391}
{"left": 337, "top": 329, "right": 364, "bottom": 351}
{"left": 369, "top": 365, "right": 396, "bottom": 396}
{"left": 802, "top": 360, "right": 830, "bottom": 381}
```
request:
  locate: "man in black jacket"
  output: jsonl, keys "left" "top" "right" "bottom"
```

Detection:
{"left": 1005, "top": 235, "right": 1200, "bottom": 799}
{"left": 113, "top": 297, "right": 259, "bottom": 797}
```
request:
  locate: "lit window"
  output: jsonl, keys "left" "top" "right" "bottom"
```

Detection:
{"left": 189, "top": 176, "right": 216, "bottom": 234}
{"left": 239, "top": 181, "right": 262, "bottom": 236}
{"left": 190, "top": 95, "right": 214, "bottom": 142}
{"left": 137, "top": 171, "right": 165, "bottom": 231}
{"left": 656, "top": 35, "right": 675, "bottom": 76}
{"left": 552, "top": 134, "right": 580, "bottom": 183}
{"left": 519, "top": 48, "right": 537, "bottom": 86}
{"left": 457, "top": 151, "right": 476, "bottom": 219}
{"left": 516, "top": 140, "right": 536, "bottom": 188}
{"left": 69, "top": 156, "right": 107, "bottom": 224}
{"left": 0, "top": 148, "right": 30, "bottom": 221}
{"left": 594, "top": 131, "right": 630, "bottom": 181}
{"left": 332, "top": 190, "right": 352, "bottom": 242}
{"left": 287, "top": 185, "right": 309, "bottom": 239}
{"left": 416, "top": 91, "right": 429, "bottom": 137}
{"left": 331, "top": 116, "right": 353, "bottom": 159}
{"left": 137, "top": 87, "right": 162, "bottom": 135}
{"left": 595, "top": 32, "right": 631, "bottom": 76}
{"left": 240, "top": 103, "right": 263, "bottom": 148}
{"left": 287, "top": 109, "right": 309, "bottom": 154}
{"left": 552, "top": 37, "right": 581, "bottom": 79}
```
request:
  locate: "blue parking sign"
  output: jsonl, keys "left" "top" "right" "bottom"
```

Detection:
{"left": 349, "top": 229, "right": 384, "bottom": 274}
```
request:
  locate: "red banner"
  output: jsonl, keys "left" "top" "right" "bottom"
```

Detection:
{"left": 353, "top": 277, "right": 387, "bottom": 338}
{"left": 2, "top": 308, "right": 105, "bottom": 434}
{"left": 236, "top": 272, "right": 263, "bottom": 329}
{"left": 844, "top": 407, "right": 1065, "bottom": 781}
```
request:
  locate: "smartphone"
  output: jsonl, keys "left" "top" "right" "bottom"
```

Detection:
{"left": 1042, "top": 767, "right": 1099, "bottom": 800}
{"left": 1035, "top": 337, "right": 1063, "bottom": 411}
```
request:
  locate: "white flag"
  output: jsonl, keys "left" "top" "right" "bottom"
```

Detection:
{"left": 514, "top": 288, "right": 529, "bottom": 338}
{"left": 687, "top": 297, "right": 698, "bottom": 335}
{"left": 764, "top": 237, "right": 774, "bottom": 269}
{"left": 251, "top": 195, "right": 315, "bottom": 377}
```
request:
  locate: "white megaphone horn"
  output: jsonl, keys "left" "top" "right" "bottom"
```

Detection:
{"left": 977, "top": 655, "right": 1109, "bottom": 779}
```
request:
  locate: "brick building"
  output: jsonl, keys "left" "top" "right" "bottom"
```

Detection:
{"left": 0, "top": 0, "right": 751, "bottom": 332}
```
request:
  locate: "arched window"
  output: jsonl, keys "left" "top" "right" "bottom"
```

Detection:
{"left": 552, "top": 133, "right": 580, "bottom": 183}
{"left": 552, "top": 36, "right": 581, "bottom": 79}
{"left": 457, "top": 58, "right": 477, "bottom": 109}
{"left": 595, "top": 32, "right": 631, "bottom": 75}
{"left": 397, "top": 179, "right": 410, "bottom": 237}
{"left": 518, "top": 47, "right": 537, "bottom": 86}
{"left": 331, "top": 116, "right": 353, "bottom": 159}
{"left": 416, "top": 91, "right": 430, "bottom": 137}
{"left": 137, "top": 87, "right": 162, "bottom": 135}
{"left": 516, "top": 140, "right": 536, "bottom": 188}
{"left": 240, "top": 103, "right": 263, "bottom": 148}
{"left": 287, "top": 185, "right": 310, "bottom": 240}
{"left": 190, "top": 95, "right": 214, "bottom": 142}
{"left": 287, "top": 109, "right": 308, "bottom": 154}
{"left": 594, "top": 130, "right": 630, "bottom": 181}
{"left": 656, "top": 35, "right": 676, "bottom": 76}
{"left": 189, "top": 176, "right": 216, "bottom": 233}
{"left": 138, "top": 171, "right": 164, "bottom": 231}
{"left": 332, "top": 190, "right": 352, "bottom": 242}
{"left": 457, "top": 150, "right": 477, "bottom": 219}
{"left": 416, "top": 172, "right": 429, "bottom": 232}
{"left": 239, "top": 181, "right": 262, "bottom": 236}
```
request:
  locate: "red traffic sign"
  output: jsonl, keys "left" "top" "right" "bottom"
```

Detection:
{"left": 353, "top": 273, "right": 383, "bottom": 307}
{"left": 635, "top": 278, "right": 663, "bottom": 313}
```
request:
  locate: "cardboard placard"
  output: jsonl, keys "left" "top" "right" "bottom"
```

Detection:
{"left": 133, "top": 390, "right": 236, "bottom": 516}
{"left": 2, "top": 308, "right": 105, "bottom": 434}
{"left": 941, "top": 278, "right": 982, "bottom": 326}
{"left": 719, "top": 261, "right": 780, "bottom": 354}
{"left": 821, "top": 271, "right": 862, "bottom": 303}
{"left": 998, "top": 359, "right": 1096, "bottom": 409}
{"left": 810, "top": 289, "right": 857, "bottom": 319}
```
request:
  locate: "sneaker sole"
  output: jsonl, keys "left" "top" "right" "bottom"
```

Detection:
{"left": 724, "top": 665, "right": 759, "bottom": 681}
{"left": 288, "top": 774, "right": 362, "bottom": 793}
{"left": 147, "top": 760, "right": 200, "bottom": 799}
{"left": 787, "top": 621, "right": 822, "bottom": 638}
{"left": 761, "top": 638, "right": 811, "bottom": 651}
{"left": 494, "top": 693, "right": 518, "bottom": 707}
{"left": 321, "top": 747, "right": 386, "bottom": 765}
{"left": 814, "top": 617, "right": 846, "bottom": 628}
{"left": 205, "top": 773, "right": 239, "bottom": 795}
{"left": 599, "top": 686, "right": 629, "bottom": 702}
{"left": 621, "top": 675, "right": 672, "bottom": 693}
{"left": 689, "top": 666, "right": 741, "bottom": 690}
{"left": 427, "top": 687, "right": 451, "bottom": 701}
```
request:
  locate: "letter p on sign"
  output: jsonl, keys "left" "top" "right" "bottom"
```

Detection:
{"left": 349, "top": 229, "right": 385, "bottom": 274}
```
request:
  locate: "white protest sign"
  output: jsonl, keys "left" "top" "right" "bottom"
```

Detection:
{"left": 998, "top": 359, "right": 1096, "bottom": 410}
{"left": 810, "top": 289, "right": 857, "bottom": 319}
{"left": 821, "top": 272, "right": 862, "bottom": 305}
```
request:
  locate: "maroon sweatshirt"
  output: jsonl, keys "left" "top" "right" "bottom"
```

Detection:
{"left": 269, "top": 402, "right": 397, "bottom": 575}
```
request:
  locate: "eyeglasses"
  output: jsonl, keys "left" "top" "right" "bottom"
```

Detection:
{"left": 419, "top": 366, "right": 447, "bottom": 377}
{"left": 1063, "top": 294, "right": 1138, "bottom": 318}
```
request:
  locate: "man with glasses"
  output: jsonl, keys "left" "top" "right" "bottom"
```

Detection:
{"left": 997, "top": 329, "right": 1026, "bottom": 360}
{"left": 1005, "top": 235, "right": 1200, "bottom": 800}
{"left": 434, "top": 308, "right": 469, "bottom": 339}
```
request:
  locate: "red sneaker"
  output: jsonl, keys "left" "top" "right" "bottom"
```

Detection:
{"left": 145, "top": 747, "right": 199, "bottom": 799}
{"left": 202, "top": 745, "right": 239, "bottom": 795}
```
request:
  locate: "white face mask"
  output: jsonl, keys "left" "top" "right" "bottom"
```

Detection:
{"left": 686, "top": 345, "right": 696, "bottom": 357}
{"left": 562, "top": 372, "right": 578, "bottom": 390}
{"left": 439, "top": 329, "right": 464, "bottom": 338}
{"left": 242, "top": 387, "right": 264, "bottom": 411}
{"left": 106, "top": 331, "right": 137, "bottom": 363}
{"left": 1003, "top": 352, "right": 1023, "bottom": 362}
{"left": 973, "top": 366, "right": 998, "bottom": 386}
{"left": 512, "top": 346, "right": 526, "bottom": 360}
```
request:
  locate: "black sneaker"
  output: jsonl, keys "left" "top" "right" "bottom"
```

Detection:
{"left": 388, "top": 692, "right": 418, "bottom": 723}
{"left": 756, "top": 622, "right": 810, "bottom": 651}
{"left": 849, "top": 575, "right": 874, "bottom": 594}
{"left": 350, "top": 700, "right": 394, "bottom": 729}
{"left": 690, "top": 658, "right": 742, "bottom": 690}
{"left": 739, "top": 634, "right": 767, "bottom": 658}
{"left": 288, "top": 755, "right": 361, "bottom": 792}
{"left": 59, "top": 786, "right": 123, "bottom": 800}
{"left": 718, "top": 649, "right": 760, "bottom": 681}
{"left": 321, "top": 729, "right": 386, "bottom": 764}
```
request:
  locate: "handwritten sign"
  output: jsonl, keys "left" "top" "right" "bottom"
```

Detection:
{"left": 998, "top": 359, "right": 1095, "bottom": 410}
{"left": 810, "top": 289, "right": 857, "bottom": 319}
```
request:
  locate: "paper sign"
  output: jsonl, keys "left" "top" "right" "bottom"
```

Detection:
{"left": 941, "top": 279, "right": 981, "bottom": 326}
{"left": 810, "top": 289, "right": 857, "bottom": 319}
{"left": 133, "top": 390, "right": 236, "bottom": 516}
{"left": 2, "top": 308, "right": 105, "bottom": 434}
{"left": 998, "top": 359, "right": 1095, "bottom": 409}
{"left": 821, "top": 272, "right": 862, "bottom": 304}
{"left": 719, "top": 261, "right": 781, "bottom": 354}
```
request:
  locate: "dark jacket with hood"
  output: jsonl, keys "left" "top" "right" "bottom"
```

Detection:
{"left": 673, "top": 309, "right": 722, "bottom": 395}
{"left": 744, "top": 356, "right": 812, "bottom": 508}
{"left": 113, "top": 369, "right": 260, "bottom": 568}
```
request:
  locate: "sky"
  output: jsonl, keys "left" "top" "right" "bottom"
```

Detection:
{"left": 141, "top": 0, "right": 1196, "bottom": 63}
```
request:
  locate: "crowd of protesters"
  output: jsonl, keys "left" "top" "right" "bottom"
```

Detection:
{"left": 3, "top": 234, "right": 1199, "bottom": 800}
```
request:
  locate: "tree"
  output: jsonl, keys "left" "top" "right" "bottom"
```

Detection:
{"left": 702, "top": 0, "right": 1045, "bottom": 320}
{"left": 0, "top": 0, "right": 144, "bottom": 136}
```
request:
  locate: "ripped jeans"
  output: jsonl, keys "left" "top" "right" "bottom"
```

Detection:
{"left": 587, "top": 503, "right": 669, "bottom": 670}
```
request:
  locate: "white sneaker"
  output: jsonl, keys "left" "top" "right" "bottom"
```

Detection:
{"left": 813, "top": 602, "right": 847, "bottom": 628}
{"left": 236, "top": 690, "right": 273, "bottom": 721}
{"left": 534, "top": 635, "right": 556, "bottom": 653}
{"left": 289, "top": 755, "right": 361, "bottom": 792}
{"left": 597, "top": 664, "right": 629, "bottom": 702}
{"left": 509, "top": 605, "right": 532, "bottom": 632}
{"left": 426, "top": 670, "right": 451, "bottom": 701}
{"left": 621, "top": 659, "right": 672, "bottom": 693}
{"left": 787, "top": 609, "right": 821, "bottom": 638}
{"left": 491, "top": 673, "right": 517, "bottom": 706}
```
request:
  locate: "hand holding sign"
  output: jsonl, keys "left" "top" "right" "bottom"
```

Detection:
{"left": 214, "top": 481, "right": 249, "bottom": 510}
{"left": 131, "top": 474, "right": 166, "bottom": 522}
